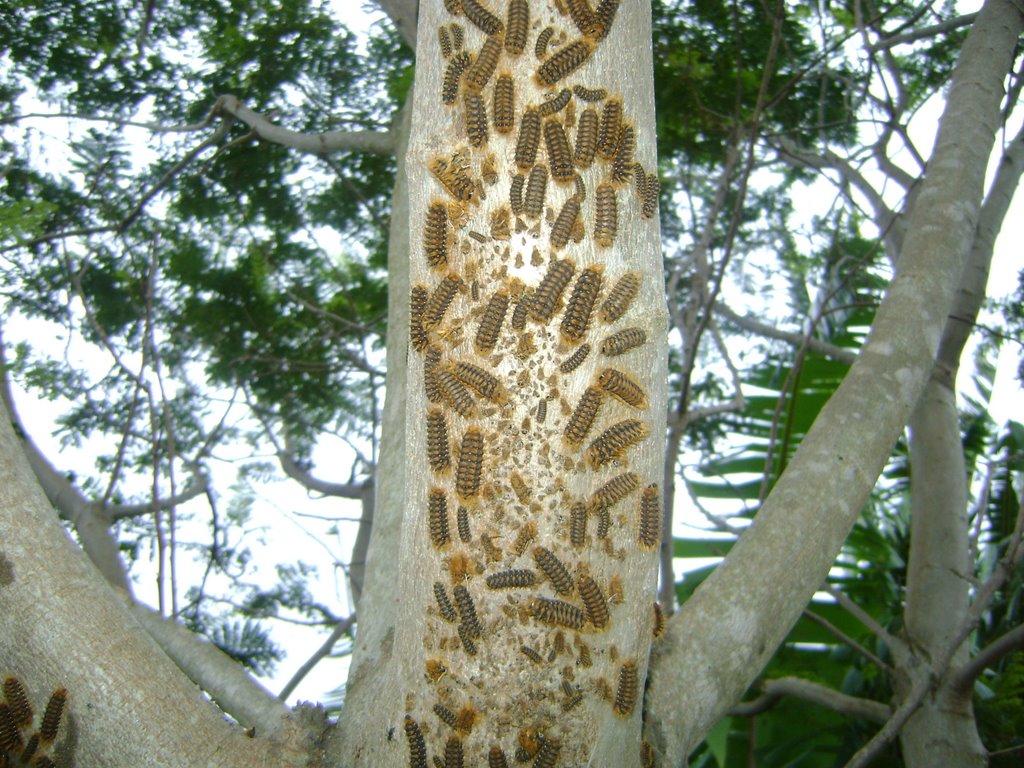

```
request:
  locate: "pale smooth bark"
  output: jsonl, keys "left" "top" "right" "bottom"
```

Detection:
{"left": 330, "top": 94, "right": 412, "bottom": 762}
{"left": 0, "top": 414, "right": 308, "bottom": 767}
{"left": 897, "top": 40, "right": 1024, "bottom": 768}
{"left": 644, "top": 0, "right": 1024, "bottom": 762}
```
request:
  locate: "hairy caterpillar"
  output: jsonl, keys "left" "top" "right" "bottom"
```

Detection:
{"left": 464, "top": 34, "right": 503, "bottom": 94}
{"left": 560, "top": 265, "right": 603, "bottom": 341}
{"left": 593, "top": 181, "right": 618, "bottom": 247}
{"left": 598, "top": 367, "right": 648, "bottom": 408}
{"left": 588, "top": 471, "right": 639, "bottom": 513}
{"left": 523, "top": 164, "right": 549, "bottom": 218}
{"left": 550, "top": 196, "right": 581, "bottom": 249}
{"left": 587, "top": 419, "right": 649, "bottom": 467}
{"left": 505, "top": 0, "right": 529, "bottom": 55}
{"left": 514, "top": 108, "right": 541, "bottom": 169}
{"left": 612, "top": 660, "right": 638, "bottom": 717}
{"left": 428, "top": 487, "right": 451, "bottom": 547}
{"left": 638, "top": 483, "right": 661, "bottom": 550}
{"left": 543, "top": 119, "right": 575, "bottom": 182}
{"left": 539, "top": 88, "right": 572, "bottom": 116}
{"left": 530, "top": 596, "right": 586, "bottom": 629}
{"left": 441, "top": 51, "right": 472, "bottom": 105}
{"left": 529, "top": 258, "right": 575, "bottom": 322}
{"left": 456, "top": 426, "right": 484, "bottom": 500}
{"left": 600, "top": 327, "right": 646, "bottom": 356}
{"left": 560, "top": 342, "right": 591, "bottom": 373}
{"left": 463, "top": 91, "right": 489, "bottom": 147}
{"left": 564, "top": 386, "right": 603, "bottom": 445}
{"left": 573, "top": 84, "right": 607, "bottom": 102}
{"left": 533, "top": 546, "right": 574, "bottom": 595}
{"left": 423, "top": 201, "right": 450, "bottom": 267}
{"left": 536, "top": 39, "right": 594, "bottom": 86}
{"left": 577, "top": 573, "right": 609, "bottom": 628}
{"left": 462, "top": 0, "right": 502, "bottom": 36}
{"left": 600, "top": 271, "right": 640, "bottom": 323}
{"left": 493, "top": 74, "right": 515, "bottom": 133}
{"left": 535, "top": 26, "right": 554, "bottom": 58}
{"left": 426, "top": 408, "right": 451, "bottom": 474}
{"left": 486, "top": 569, "right": 537, "bottom": 589}
{"left": 475, "top": 291, "right": 509, "bottom": 353}
{"left": 434, "top": 581, "right": 458, "bottom": 622}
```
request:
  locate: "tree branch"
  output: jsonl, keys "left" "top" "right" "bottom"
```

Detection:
{"left": 644, "top": 0, "right": 1024, "bottom": 757}
{"left": 714, "top": 301, "right": 857, "bottom": 365}
{"left": 731, "top": 676, "right": 890, "bottom": 723}
{"left": 869, "top": 12, "right": 979, "bottom": 51}
{"left": 215, "top": 95, "right": 396, "bottom": 156}
{"left": 951, "top": 623, "right": 1024, "bottom": 694}
{"left": 277, "top": 614, "right": 356, "bottom": 702}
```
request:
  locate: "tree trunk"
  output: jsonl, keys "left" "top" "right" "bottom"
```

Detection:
{"left": 339, "top": 1, "right": 668, "bottom": 765}
{"left": 644, "top": 0, "right": 1024, "bottom": 761}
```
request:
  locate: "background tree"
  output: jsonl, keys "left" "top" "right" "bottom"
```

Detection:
{"left": 0, "top": 1, "right": 1021, "bottom": 766}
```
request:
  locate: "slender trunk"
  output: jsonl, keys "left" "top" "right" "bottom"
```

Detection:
{"left": 644, "top": 0, "right": 1024, "bottom": 761}
{"left": 897, "top": 24, "right": 1024, "bottom": 765}
{"left": 343, "top": 2, "right": 668, "bottom": 765}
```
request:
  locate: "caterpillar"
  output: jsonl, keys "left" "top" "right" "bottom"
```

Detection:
{"left": 569, "top": 502, "right": 587, "bottom": 548}
{"left": 566, "top": 0, "right": 602, "bottom": 38}
{"left": 423, "top": 201, "right": 450, "bottom": 268}
{"left": 430, "top": 155, "right": 475, "bottom": 201}
{"left": 435, "top": 581, "right": 459, "bottom": 622}
{"left": 560, "top": 265, "right": 603, "bottom": 341}
{"left": 445, "top": 736, "right": 465, "bottom": 768}
{"left": 533, "top": 546, "right": 574, "bottom": 595}
{"left": 462, "top": 0, "right": 502, "bottom": 35}
{"left": 593, "top": 181, "right": 618, "bottom": 247}
{"left": 436, "top": 367, "right": 476, "bottom": 418}
{"left": 550, "top": 196, "right": 580, "bottom": 249}
{"left": 441, "top": 51, "right": 472, "bottom": 105}
{"left": 573, "top": 84, "right": 607, "bottom": 102}
{"left": 598, "top": 367, "right": 648, "bottom": 408}
{"left": 424, "top": 347, "right": 444, "bottom": 403}
{"left": 596, "top": 99, "right": 623, "bottom": 160}
{"left": 405, "top": 716, "right": 428, "bottom": 768}
{"left": 464, "top": 34, "right": 502, "bottom": 94}
{"left": 642, "top": 172, "right": 660, "bottom": 220}
{"left": 529, "top": 258, "right": 575, "bottom": 322}
{"left": 475, "top": 291, "right": 509, "bottom": 353}
{"left": 434, "top": 703, "right": 458, "bottom": 729}
{"left": 458, "top": 623, "right": 478, "bottom": 655}
{"left": 443, "top": 0, "right": 463, "bottom": 15}
{"left": 453, "top": 584, "right": 482, "bottom": 637}
{"left": 536, "top": 39, "right": 595, "bottom": 86}
{"left": 574, "top": 107, "right": 599, "bottom": 169}
{"left": 509, "top": 173, "right": 525, "bottom": 214}
{"left": 534, "top": 25, "right": 554, "bottom": 59}
{"left": 600, "top": 271, "right": 640, "bottom": 323}
{"left": 539, "top": 88, "right": 572, "bottom": 116}
{"left": 505, "top": 0, "right": 529, "bottom": 55}
{"left": 39, "top": 687, "right": 66, "bottom": 743}
{"left": 530, "top": 596, "right": 586, "bottom": 629}
{"left": 493, "top": 74, "right": 515, "bottom": 133}
{"left": 587, "top": 419, "right": 649, "bottom": 468}
{"left": 489, "top": 745, "right": 510, "bottom": 768}
{"left": 514, "top": 108, "right": 541, "bottom": 170}
{"left": 564, "top": 386, "right": 603, "bottom": 445}
{"left": 463, "top": 91, "right": 489, "bottom": 147}
{"left": 593, "top": 0, "right": 622, "bottom": 40}
{"left": 633, "top": 163, "right": 647, "bottom": 197}
{"left": 589, "top": 471, "right": 639, "bottom": 513}
{"left": 450, "top": 23, "right": 464, "bottom": 50}
{"left": 536, "top": 397, "right": 548, "bottom": 423}
{"left": 562, "top": 687, "right": 584, "bottom": 711}
{"left": 428, "top": 487, "right": 451, "bottom": 547}
{"left": 511, "top": 293, "right": 530, "bottom": 330}
{"left": 560, "top": 342, "right": 591, "bottom": 373}
{"left": 641, "top": 741, "right": 656, "bottom": 768}
{"left": 424, "top": 273, "right": 461, "bottom": 328}
{"left": 600, "top": 327, "right": 646, "bottom": 356}
{"left": 410, "top": 285, "right": 430, "bottom": 353}
{"left": 3, "top": 677, "right": 31, "bottom": 727}
{"left": 638, "top": 483, "right": 661, "bottom": 550}
{"left": 595, "top": 506, "right": 611, "bottom": 538}
{"left": 438, "top": 25, "right": 452, "bottom": 58}
{"left": 490, "top": 205, "right": 511, "bottom": 240}
{"left": 522, "top": 164, "right": 548, "bottom": 218}
{"left": 426, "top": 408, "right": 451, "bottom": 474}
{"left": 457, "top": 505, "right": 471, "bottom": 542}
{"left": 613, "top": 660, "right": 639, "bottom": 717}
{"left": 543, "top": 119, "right": 575, "bottom": 183}
{"left": 653, "top": 602, "right": 665, "bottom": 639}
{"left": 577, "top": 574, "right": 609, "bottom": 628}
{"left": 453, "top": 361, "right": 507, "bottom": 402}
{"left": 456, "top": 426, "right": 484, "bottom": 500}
{"left": 520, "top": 645, "right": 544, "bottom": 663}
{"left": 611, "top": 124, "right": 636, "bottom": 184}
{"left": 486, "top": 569, "right": 537, "bottom": 589}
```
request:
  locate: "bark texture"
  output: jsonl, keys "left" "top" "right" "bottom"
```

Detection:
{"left": 644, "top": 0, "right": 1024, "bottom": 761}
{"left": 0, "top": 413, "right": 308, "bottom": 767}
